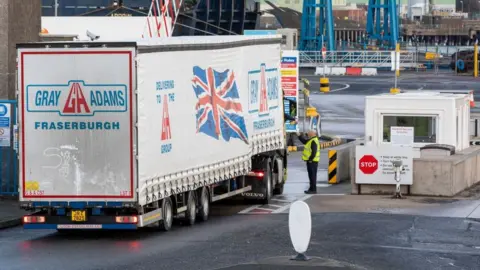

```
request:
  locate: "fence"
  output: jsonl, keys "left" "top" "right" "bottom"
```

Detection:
{"left": 299, "top": 51, "right": 416, "bottom": 68}
{"left": 0, "top": 100, "right": 18, "bottom": 196}
{"left": 300, "top": 47, "right": 476, "bottom": 76}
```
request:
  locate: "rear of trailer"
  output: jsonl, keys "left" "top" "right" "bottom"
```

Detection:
{"left": 18, "top": 36, "right": 287, "bottom": 230}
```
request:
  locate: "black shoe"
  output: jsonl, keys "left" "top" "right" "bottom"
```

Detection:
{"left": 304, "top": 190, "right": 317, "bottom": 194}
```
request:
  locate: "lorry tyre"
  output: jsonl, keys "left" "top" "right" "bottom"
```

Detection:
{"left": 159, "top": 197, "right": 173, "bottom": 231}
{"left": 197, "top": 187, "right": 210, "bottom": 222}
{"left": 262, "top": 159, "right": 273, "bottom": 204}
{"left": 185, "top": 191, "right": 197, "bottom": 226}
{"left": 273, "top": 157, "right": 284, "bottom": 195}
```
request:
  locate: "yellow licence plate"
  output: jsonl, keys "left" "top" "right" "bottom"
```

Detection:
{"left": 71, "top": 210, "right": 87, "bottom": 222}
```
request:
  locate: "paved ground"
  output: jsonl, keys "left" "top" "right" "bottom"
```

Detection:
{"left": 1, "top": 210, "right": 480, "bottom": 270}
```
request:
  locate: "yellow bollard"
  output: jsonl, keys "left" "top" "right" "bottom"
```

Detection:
{"left": 306, "top": 106, "right": 318, "bottom": 117}
{"left": 328, "top": 150, "right": 338, "bottom": 184}
{"left": 390, "top": 88, "right": 401, "bottom": 94}
{"left": 320, "top": 77, "right": 330, "bottom": 92}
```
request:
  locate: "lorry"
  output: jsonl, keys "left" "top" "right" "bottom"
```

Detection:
{"left": 17, "top": 35, "right": 289, "bottom": 230}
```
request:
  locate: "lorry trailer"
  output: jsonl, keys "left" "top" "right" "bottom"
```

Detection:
{"left": 17, "top": 35, "right": 288, "bottom": 230}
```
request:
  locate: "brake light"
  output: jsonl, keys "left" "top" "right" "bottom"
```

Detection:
{"left": 470, "top": 91, "right": 475, "bottom": 107}
{"left": 115, "top": 216, "right": 138, "bottom": 224}
{"left": 23, "top": 216, "right": 45, "bottom": 223}
{"left": 247, "top": 171, "right": 264, "bottom": 178}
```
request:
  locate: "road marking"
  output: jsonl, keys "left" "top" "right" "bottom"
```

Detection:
{"left": 329, "top": 84, "right": 350, "bottom": 92}
{"left": 312, "top": 83, "right": 350, "bottom": 93}
{"left": 238, "top": 194, "right": 312, "bottom": 215}
{"left": 271, "top": 194, "right": 313, "bottom": 214}
{"left": 271, "top": 198, "right": 293, "bottom": 203}
{"left": 238, "top": 204, "right": 262, "bottom": 214}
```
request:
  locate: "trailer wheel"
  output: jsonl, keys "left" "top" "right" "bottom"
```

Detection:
{"left": 262, "top": 159, "right": 273, "bottom": 205}
{"left": 273, "top": 157, "right": 284, "bottom": 195}
{"left": 159, "top": 197, "right": 173, "bottom": 231}
{"left": 184, "top": 191, "right": 197, "bottom": 226}
{"left": 197, "top": 187, "right": 210, "bottom": 222}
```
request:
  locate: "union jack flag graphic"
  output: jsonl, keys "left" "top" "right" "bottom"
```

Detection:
{"left": 191, "top": 66, "right": 249, "bottom": 144}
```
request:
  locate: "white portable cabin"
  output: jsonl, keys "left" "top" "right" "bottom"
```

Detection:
{"left": 365, "top": 92, "right": 471, "bottom": 157}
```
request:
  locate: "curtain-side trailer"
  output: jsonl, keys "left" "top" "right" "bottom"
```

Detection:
{"left": 17, "top": 36, "right": 288, "bottom": 230}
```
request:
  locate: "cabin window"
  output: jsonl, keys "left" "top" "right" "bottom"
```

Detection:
{"left": 382, "top": 115, "right": 437, "bottom": 143}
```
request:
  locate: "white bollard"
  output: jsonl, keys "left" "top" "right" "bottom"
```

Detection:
{"left": 288, "top": 200, "right": 312, "bottom": 261}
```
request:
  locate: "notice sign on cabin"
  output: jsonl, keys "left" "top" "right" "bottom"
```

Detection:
{"left": 390, "top": 126, "right": 414, "bottom": 145}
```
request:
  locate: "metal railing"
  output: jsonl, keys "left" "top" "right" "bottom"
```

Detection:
{"left": 405, "top": 46, "right": 472, "bottom": 55}
{"left": 299, "top": 51, "right": 417, "bottom": 68}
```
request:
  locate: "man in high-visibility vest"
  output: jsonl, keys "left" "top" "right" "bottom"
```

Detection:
{"left": 297, "top": 130, "right": 320, "bottom": 194}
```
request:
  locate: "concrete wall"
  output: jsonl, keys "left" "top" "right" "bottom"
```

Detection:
{"left": 349, "top": 141, "right": 480, "bottom": 197}
{"left": 0, "top": 0, "right": 41, "bottom": 99}
{"left": 330, "top": 141, "right": 356, "bottom": 183}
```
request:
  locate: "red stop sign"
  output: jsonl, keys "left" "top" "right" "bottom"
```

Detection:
{"left": 359, "top": 155, "right": 378, "bottom": 174}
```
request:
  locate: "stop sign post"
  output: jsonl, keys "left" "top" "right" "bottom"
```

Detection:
{"left": 321, "top": 47, "right": 327, "bottom": 77}
{"left": 359, "top": 155, "right": 378, "bottom": 174}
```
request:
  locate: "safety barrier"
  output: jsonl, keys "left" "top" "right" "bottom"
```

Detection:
{"left": 345, "top": 67, "right": 362, "bottom": 75}
{"left": 319, "top": 135, "right": 342, "bottom": 149}
{"left": 328, "top": 150, "right": 337, "bottom": 184}
{"left": 360, "top": 68, "right": 378, "bottom": 76}
{"left": 0, "top": 100, "right": 18, "bottom": 196}
{"left": 294, "top": 135, "right": 342, "bottom": 152}
{"left": 315, "top": 66, "right": 377, "bottom": 76}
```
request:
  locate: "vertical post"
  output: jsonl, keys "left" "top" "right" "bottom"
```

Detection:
{"left": 395, "top": 43, "right": 400, "bottom": 77}
{"left": 474, "top": 42, "right": 478, "bottom": 78}
{"left": 394, "top": 53, "right": 397, "bottom": 90}
{"left": 303, "top": 91, "right": 307, "bottom": 133}
{"left": 55, "top": 0, "right": 58, "bottom": 17}
{"left": 326, "top": 0, "right": 335, "bottom": 51}
{"left": 390, "top": 42, "right": 400, "bottom": 93}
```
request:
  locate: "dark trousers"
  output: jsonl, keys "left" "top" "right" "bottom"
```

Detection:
{"left": 306, "top": 161, "right": 318, "bottom": 192}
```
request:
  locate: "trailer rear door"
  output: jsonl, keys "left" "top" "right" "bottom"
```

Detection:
{"left": 17, "top": 42, "right": 137, "bottom": 202}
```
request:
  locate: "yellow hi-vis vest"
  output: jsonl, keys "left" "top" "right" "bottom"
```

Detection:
{"left": 302, "top": 137, "right": 320, "bottom": 162}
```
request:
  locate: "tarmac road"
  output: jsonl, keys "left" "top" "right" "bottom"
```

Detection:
{"left": 1, "top": 211, "right": 480, "bottom": 270}
{"left": 301, "top": 70, "right": 480, "bottom": 96}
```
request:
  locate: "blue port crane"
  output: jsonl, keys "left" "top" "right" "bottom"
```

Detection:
{"left": 366, "top": 0, "right": 399, "bottom": 49}
{"left": 299, "top": 0, "right": 335, "bottom": 51}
